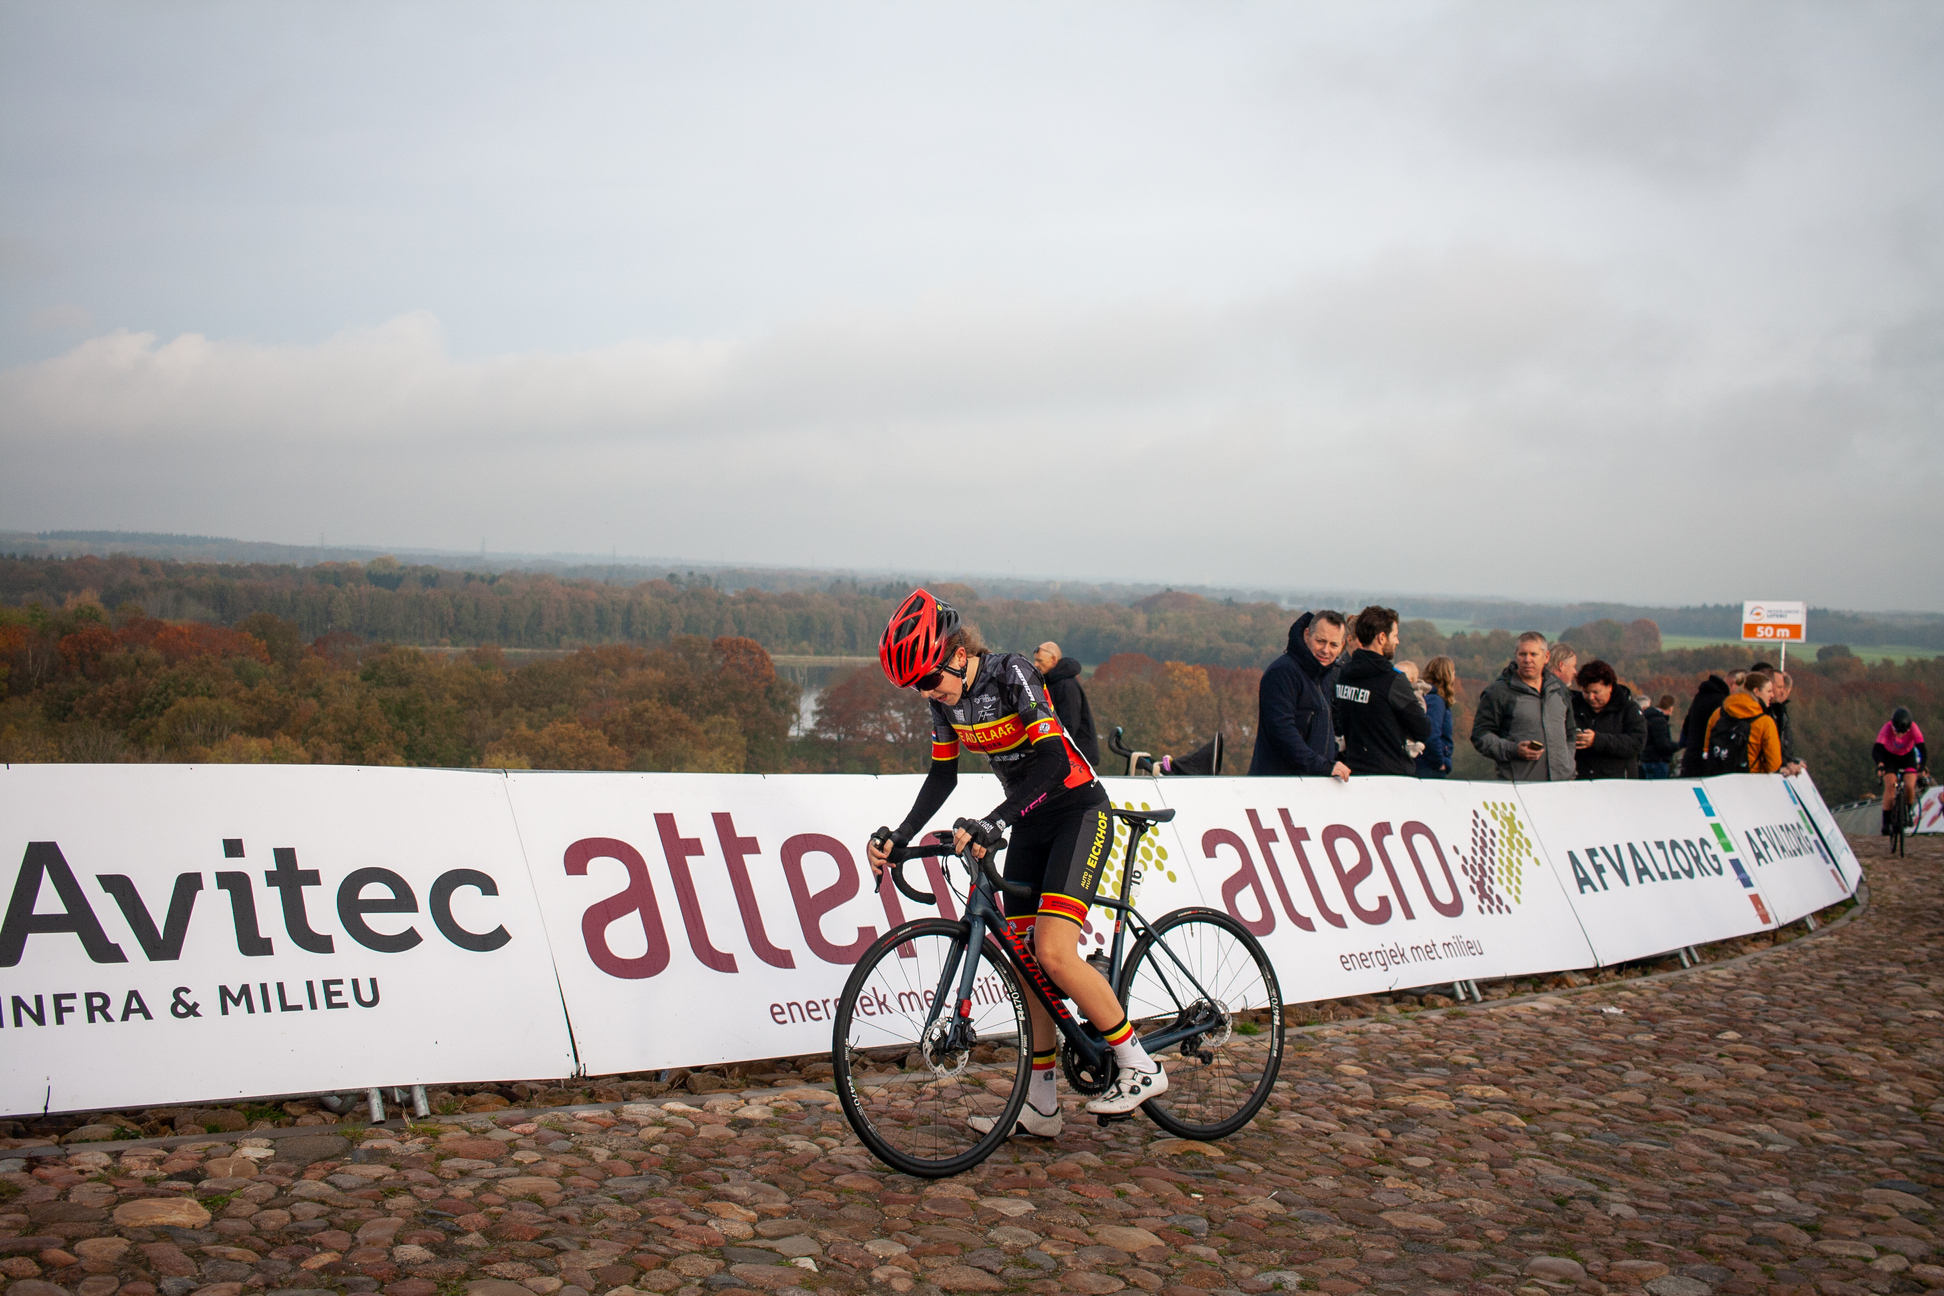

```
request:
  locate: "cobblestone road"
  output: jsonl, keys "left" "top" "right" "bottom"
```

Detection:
{"left": 3, "top": 834, "right": 1938, "bottom": 1296}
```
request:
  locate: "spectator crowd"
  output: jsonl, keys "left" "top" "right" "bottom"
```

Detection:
{"left": 1241, "top": 606, "right": 1805, "bottom": 783}
{"left": 990, "top": 604, "right": 1866, "bottom": 796}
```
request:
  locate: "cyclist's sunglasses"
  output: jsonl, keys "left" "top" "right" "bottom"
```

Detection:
{"left": 911, "top": 659, "right": 966, "bottom": 693}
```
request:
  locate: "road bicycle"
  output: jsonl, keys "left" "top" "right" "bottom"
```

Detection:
{"left": 831, "top": 806, "right": 1283, "bottom": 1177}
{"left": 1889, "top": 772, "right": 1913, "bottom": 859}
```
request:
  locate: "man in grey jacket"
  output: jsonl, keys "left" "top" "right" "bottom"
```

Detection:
{"left": 1471, "top": 632, "right": 1579, "bottom": 781}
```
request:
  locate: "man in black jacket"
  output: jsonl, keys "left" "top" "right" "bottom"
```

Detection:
{"left": 1248, "top": 611, "right": 1351, "bottom": 779}
{"left": 1031, "top": 641, "right": 1101, "bottom": 768}
{"left": 1336, "top": 605, "right": 1431, "bottom": 777}
{"left": 1769, "top": 671, "right": 1804, "bottom": 775}
{"left": 1678, "top": 674, "right": 1732, "bottom": 776}
{"left": 1640, "top": 693, "right": 1678, "bottom": 779}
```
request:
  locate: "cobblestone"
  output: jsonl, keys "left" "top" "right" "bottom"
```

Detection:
{"left": 3, "top": 833, "right": 1939, "bottom": 1296}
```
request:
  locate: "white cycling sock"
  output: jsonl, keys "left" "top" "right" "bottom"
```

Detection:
{"left": 1104, "top": 1017, "right": 1155, "bottom": 1072}
{"left": 1029, "top": 1050, "right": 1059, "bottom": 1111}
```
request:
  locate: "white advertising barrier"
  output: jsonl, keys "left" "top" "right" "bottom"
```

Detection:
{"left": 501, "top": 772, "right": 1205, "bottom": 1078}
{"left": 3, "top": 763, "right": 1863, "bottom": 1115}
{"left": 0, "top": 765, "right": 576, "bottom": 1115}
{"left": 1916, "top": 786, "right": 1944, "bottom": 834}
{"left": 1147, "top": 776, "right": 1596, "bottom": 998}
{"left": 1703, "top": 774, "right": 1857, "bottom": 924}
{"left": 1510, "top": 779, "right": 1781, "bottom": 965}
{"left": 1783, "top": 773, "right": 1866, "bottom": 879}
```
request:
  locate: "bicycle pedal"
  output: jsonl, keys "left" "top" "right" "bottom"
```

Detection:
{"left": 1097, "top": 1111, "right": 1135, "bottom": 1127}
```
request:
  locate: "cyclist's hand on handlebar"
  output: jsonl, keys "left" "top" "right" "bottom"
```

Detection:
{"left": 866, "top": 827, "right": 906, "bottom": 879}
{"left": 952, "top": 815, "right": 1007, "bottom": 861}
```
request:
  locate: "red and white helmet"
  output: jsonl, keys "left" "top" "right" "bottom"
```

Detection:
{"left": 879, "top": 588, "right": 960, "bottom": 688}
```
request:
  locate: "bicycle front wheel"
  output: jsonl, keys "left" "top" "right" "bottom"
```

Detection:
{"left": 1118, "top": 907, "right": 1283, "bottom": 1140}
{"left": 832, "top": 919, "right": 1032, "bottom": 1177}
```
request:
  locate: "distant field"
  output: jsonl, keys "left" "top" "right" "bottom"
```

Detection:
{"left": 1657, "top": 634, "right": 1942, "bottom": 663}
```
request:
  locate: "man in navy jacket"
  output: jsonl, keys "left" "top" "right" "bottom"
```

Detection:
{"left": 1248, "top": 610, "right": 1352, "bottom": 779}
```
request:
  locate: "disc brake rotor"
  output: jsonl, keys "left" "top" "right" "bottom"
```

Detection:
{"left": 919, "top": 1018, "right": 971, "bottom": 1077}
{"left": 1180, "top": 999, "right": 1232, "bottom": 1055}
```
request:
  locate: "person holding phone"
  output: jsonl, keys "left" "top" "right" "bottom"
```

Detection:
{"left": 1470, "top": 631, "right": 1579, "bottom": 781}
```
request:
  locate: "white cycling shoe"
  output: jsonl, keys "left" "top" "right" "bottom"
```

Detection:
{"left": 1084, "top": 1063, "right": 1169, "bottom": 1115}
{"left": 970, "top": 1098, "right": 1065, "bottom": 1138}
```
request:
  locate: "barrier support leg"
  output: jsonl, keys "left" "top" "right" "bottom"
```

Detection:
{"left": 1451, "top": 982, "right": 1466, "bottom": 1002}
{"left": 1802, "top": 913, "right": 1819, "bottom": 932}
{"left": 411, "top": 1085, "right": 430, "bottom": 1119}
{"left": 1676, "top": 948, "right": 1693, "bottom": 968}
{"left": 1467, "top": 980, "right": 1481, "bottom": 1001}
{"left": 367, "top": 1088, "right": 385, "bottom": 1123}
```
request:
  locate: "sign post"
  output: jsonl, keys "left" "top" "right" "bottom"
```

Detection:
{"left": 1741, "top": 600, "right": 1807, "bottom": 668}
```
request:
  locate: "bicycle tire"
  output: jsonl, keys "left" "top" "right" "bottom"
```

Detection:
{"left": 832, "top": 918, "right": 1032, "bottom": 1178}
{"left": 1117, "top": 907, "right": 1283, "bottom": 1140}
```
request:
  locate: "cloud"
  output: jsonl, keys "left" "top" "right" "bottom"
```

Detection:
{"left": 2, "top": 242, "right": 1934, "bottom": 609}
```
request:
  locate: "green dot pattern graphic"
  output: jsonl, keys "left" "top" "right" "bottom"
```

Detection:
{"left": 1088, "top": 800, "right": 1177, "bottom": 946}
{"left": 1482, "top": 799, "right": 1532, "bottom": 905}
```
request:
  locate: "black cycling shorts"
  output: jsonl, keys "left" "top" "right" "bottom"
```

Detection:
{"left": 1000, "top": 783, "right": 1112, "bottom": 932}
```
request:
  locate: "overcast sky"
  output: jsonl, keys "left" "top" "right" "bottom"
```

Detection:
{"left": 2, "top": 3, "right": 1940, "bottom": 610}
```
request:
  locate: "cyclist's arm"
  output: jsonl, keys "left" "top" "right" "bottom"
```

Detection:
{"left": 893, "top": 709, "right": 961, "bottom": 842}
{"left": 1873, "top": 741, "right": 1891, "bottom": 769}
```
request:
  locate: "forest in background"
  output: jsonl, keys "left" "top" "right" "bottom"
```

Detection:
{"left": 0, "top": 554, "right": 1935, "bottom": 800}
{"left": 4, "top": 550, "right": 1941, "bottom": 654}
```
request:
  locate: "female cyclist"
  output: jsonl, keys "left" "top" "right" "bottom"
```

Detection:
{"left": 1876, "top": 707, "right": 1927, "bottom": 835}
{"left": 865, "top": 589, "right": 1167, "bottom": 1133}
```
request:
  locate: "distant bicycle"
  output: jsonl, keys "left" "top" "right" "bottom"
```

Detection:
{"left": 832, "top": 805, "right": 1283, "bottom": 1177}
{"left": 1876, "top": 707, "right": 1926, "bottom": 855}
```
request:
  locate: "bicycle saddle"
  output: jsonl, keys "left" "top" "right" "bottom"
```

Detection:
{"left": 1110, "top": 807, "right": 1176, "bottom": 826}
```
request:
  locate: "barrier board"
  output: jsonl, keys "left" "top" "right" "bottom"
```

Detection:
{"left": 0, "top": 764, "right": 1862, "bottom": 1115}
{"left": 1783, "top": 774, "right": 1865, "bottom": 879}
{"left": 0, "top": 765, "right": 576, "bottom": 1115}
{"left": 1917, "top": 787, "right": 1944, "bottom": 834}
{"left": 1508, "top": 779, "right": 1778, "bottom": 965}
{"left": 1147, "top": 776, "right": 1596, "bottom": 997}
{"left": 1702, "top": 774, "right": 1855, "bottom": 924}
{"left": 504, "top": 773, "right": 1205, "bottom": 1078}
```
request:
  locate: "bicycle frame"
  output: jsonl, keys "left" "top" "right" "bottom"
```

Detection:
{"left": 893, "top": 817, "right": 1225, "bottom": 1078}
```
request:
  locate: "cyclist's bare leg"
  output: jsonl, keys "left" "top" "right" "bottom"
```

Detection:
{"left": 1884, "top": 771, "right": 1898, "bottom": 811}
{"left": 1033, "top": 917, "right": 1127, "bottom": 1029}
{"left": 1025, "top": 994, "right": 1055, "bottom": 1055}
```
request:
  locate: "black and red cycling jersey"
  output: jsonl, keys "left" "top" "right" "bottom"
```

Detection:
{"left": 893, "top": 652, "right": 1098, "bottom": 842}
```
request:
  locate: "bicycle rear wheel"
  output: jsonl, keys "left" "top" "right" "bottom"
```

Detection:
{"left": 1118, "top": 907, "right": 1283, "bottom": 1140}
{"left": 833, "top": 918, "right": 1032, "bottom": 1177}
